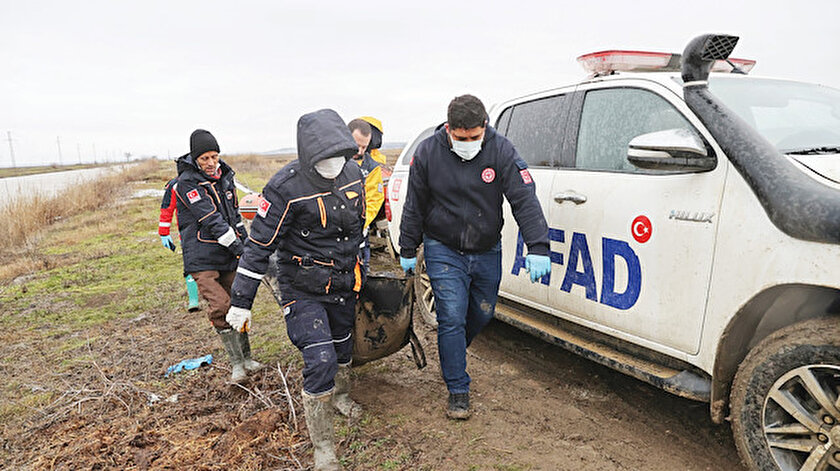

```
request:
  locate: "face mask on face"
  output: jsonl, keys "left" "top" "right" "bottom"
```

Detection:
{"left": 314, "top": 156, "right": 346, "bottom": 179}
{"left": 451, "top": 138, "right": 482, "bottom": 160}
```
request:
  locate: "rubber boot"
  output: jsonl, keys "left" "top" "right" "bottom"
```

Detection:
{"left": 302, "top": 391, "right": 342, "bottom": 471}
{"left": 218, "top": 329, "right": 247, "bottom": 383}
{"left": 237, "top": 331, "right": 266, "bottom": 373}
{"left": 332, "top": 364, "right": 362, "bottom": 418}
{"left": 185, "top": 275, "right": 200, "bottom": 312}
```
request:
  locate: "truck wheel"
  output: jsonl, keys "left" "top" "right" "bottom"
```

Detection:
{"left": 731, "top": 317, "right": 840, "bottom": 471}
{"left": 414, "top": 247, "right": 438, "bottom": 328}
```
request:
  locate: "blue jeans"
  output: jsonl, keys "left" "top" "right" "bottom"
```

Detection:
{"left": 424, "top": 237, "right": 501, "bottom": 394}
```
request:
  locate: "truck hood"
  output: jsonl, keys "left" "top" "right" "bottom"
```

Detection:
{"left": 791, "top": 153, "right": 840, "bottom": 184}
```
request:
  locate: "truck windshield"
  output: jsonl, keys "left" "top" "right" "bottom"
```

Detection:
{"left": 709, "top": 77, "right": 840, "bottom": 154}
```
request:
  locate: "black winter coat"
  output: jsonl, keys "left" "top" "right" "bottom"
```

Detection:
{"left": 174, "top": 154, "right": 246, "bottom": 274}
{"left": 399, "top": 125, "right": 549, "bottom": 258}
{"left": 230, "top": 109, "right": 365, "bottom": 308}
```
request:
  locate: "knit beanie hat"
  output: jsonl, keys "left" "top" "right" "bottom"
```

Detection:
{"left": 190, "top": 129, "right": 220, "bottom": 160}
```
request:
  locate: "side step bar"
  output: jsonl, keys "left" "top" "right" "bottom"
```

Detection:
{"left": 494, "top": 303, "right": 711, "bottom": 402}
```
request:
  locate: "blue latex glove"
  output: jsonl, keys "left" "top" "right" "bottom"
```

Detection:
{"left": 165, "top": 354, "right": 213, "bottom": 377}
{"left": 161, "top": 235, "right": 176, "bottom": 251}
{"left": 525, "top": 254, "right": 551, "bottom": 283}
{"left": 400, "top": 256, "right": 417, "bottom": 274}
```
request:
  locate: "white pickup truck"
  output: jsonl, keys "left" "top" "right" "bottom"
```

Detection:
{"left": 387, "top": 34, "right": 840, "bottom": 471}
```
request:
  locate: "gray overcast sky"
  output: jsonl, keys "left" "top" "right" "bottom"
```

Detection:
{"left": 2, "top": 0, "right": 839, "bottom": 166}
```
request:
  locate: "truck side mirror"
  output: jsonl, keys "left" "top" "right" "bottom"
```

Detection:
{"left": 627, "top": 128, "right": 716, "bottom": 171}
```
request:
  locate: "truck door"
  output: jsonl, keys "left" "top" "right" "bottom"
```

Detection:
{"left": 497, "top": 92, "right": 571, "bottom": 309}
{"left": 547, "top": 82, "right": 727, "bottom": 355}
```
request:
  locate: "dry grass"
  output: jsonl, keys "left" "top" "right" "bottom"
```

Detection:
{"left": 0, "top": 160, "right": 158, "bottom": 282}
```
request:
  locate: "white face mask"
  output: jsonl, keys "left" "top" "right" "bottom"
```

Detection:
{"left": 451, "top": 138, "right": 482, "bottom": 161}
{"left": 314, "top": 156, "right": 346, "bottom": 179}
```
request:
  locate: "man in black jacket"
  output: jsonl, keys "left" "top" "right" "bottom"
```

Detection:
{"left": 226, "top": 109, "right": 365, "bottom": 471}
{"left": 399, "top": 95, "right": 552, "bottom": 420}
{"left": 175, "top": 129, "right": 262, "bottom": 384}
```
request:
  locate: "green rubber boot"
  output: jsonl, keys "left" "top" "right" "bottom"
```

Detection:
{"left": 218, "top": 329, "right": 247, "bottom": 384}
{"left": 302, "top": 391, "right": 341, "bottom": 471}
{"left": 332, "top": 364, "right": 362, "bottom": 418}
{"left": 237, "top": 331, "right": 266, "bottom": 373}
{"left": 185, "top": 275, "right": 200, "bottom": 312}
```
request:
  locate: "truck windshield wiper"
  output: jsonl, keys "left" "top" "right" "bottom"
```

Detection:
{"left": 786, "top": 146, "right": 840, "bottom": 155}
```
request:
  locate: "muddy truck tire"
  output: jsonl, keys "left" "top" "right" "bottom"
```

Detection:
{"left": 730, "top": 317, "right": 840, "bottom": 471}
{"left": 414, "top": 247, "right": 437, "bottom": 328}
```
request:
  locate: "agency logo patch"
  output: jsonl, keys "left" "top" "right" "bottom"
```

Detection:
{"left": 481, "top": 167, "right": 496, "bottom": 183}
{"left": 187, "top": 189, "right": 201, "bottom": 203}
{"left": 257, "top": 198, "right": 271, "bottom": 218}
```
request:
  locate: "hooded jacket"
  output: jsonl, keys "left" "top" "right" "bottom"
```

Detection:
{"left": 230, "top": 109, "right": 366, "bottom": 307}
{"left": 174, "top": 153, "right": 245, "bottom": 274}
{"left": 399, "top": 124, "right": 549, "bottom": 258}
{"left": 361, "top": 116, "right": 387, "bottom": 165}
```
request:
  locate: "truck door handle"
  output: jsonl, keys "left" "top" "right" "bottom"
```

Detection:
{"left": 554, "top": 191, "right": 587, "bottom": 205}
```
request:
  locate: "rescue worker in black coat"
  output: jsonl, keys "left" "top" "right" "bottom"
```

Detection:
{"left": 399, "top": 95, "right": 551, "bottom": 420}
{"left": 226, "top": 109, "right": 365, "bottom": 471}
{"left": 174, "top": 129, "right": 263, "bottom": 384}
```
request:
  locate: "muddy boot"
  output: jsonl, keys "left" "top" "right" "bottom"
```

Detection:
{"left": 237, "top": 331, "right": 266, "bottom": 373}
{"left": 446, "top": 392, "right": 471, "bottom": 420}
{"left": 218, "top": 329, "right": 247, "bottom": 383}
{"left": 302, "top": 391, "right": 342, "bottom": 471}
{"left": 332, "top": 364, "right": 362, "bottom": 418}
{"left": 185, "top": 275, "right": 200, "bottom": 312}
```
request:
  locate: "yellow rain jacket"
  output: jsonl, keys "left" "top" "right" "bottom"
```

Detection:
{"left": 354, "top": 152, "right": 385, "bottom": 229}
{"left": 360, "top": 116, "right": 387, "bottom": 165}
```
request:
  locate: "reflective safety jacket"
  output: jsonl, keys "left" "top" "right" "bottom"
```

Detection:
{"left": 230, "top": 109, "right": 366, "bottom": 308}
{"left": 158, "top": 178, "right": 178, "bottom": 236}
{"left": 399, "top": 125, "right": 549, "bottom": 258}
{"left": 174, "top": 155, "right": 246, "bottom": 274}
{"left": 354, "top": 152, "right": 385, "bottom": 229}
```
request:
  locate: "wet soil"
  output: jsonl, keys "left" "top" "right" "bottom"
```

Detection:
{"left": 2, "top": 246, "right": 746, "bottom": 471}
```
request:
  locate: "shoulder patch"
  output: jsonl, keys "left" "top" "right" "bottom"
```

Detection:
{"left": 187, "top": 189, "right": 201, "bottom": 203}
{"left": 257, "top": 198, "right": 272, "bottom": 218}
{"left": 519, "top": 169, "right": 533, "bottom": 185}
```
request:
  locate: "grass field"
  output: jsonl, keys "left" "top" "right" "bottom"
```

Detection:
{"left": 0, "top": 153, "right": 432, "bottom": 470}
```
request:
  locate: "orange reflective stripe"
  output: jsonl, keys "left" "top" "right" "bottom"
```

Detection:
{"left": 325, "top": 277, "right": 331, "bottom": 294}
{"left": 317, "top": 197, "right": 327, "bottom": 228}
{"left": 353, "top": 257, "right": 362, "bottom": 292}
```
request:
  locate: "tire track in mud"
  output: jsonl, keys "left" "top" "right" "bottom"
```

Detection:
{"left": 354, "top": 318, "right": 746, "bottom": 470}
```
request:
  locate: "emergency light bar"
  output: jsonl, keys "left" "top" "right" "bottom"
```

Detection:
{"left": 577, "top": 50, "right": 755, "bottom": 76}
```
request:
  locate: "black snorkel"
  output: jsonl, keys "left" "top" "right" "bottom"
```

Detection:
{"left": 681, "top": 34, "right": 840, "bottom": 244}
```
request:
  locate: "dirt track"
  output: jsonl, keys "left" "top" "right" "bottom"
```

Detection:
{"left": 354, "top": 315, "right": 746, "bottom": 470}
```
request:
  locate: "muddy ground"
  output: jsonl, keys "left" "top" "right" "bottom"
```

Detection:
{"left": 358, "top": 315, "right": 746, "bottom": 470}
{"left": 0, "top": 155, "right": 747, "bottom": 470}
{"left": 2, "top": 275, "right": 746, "bottom": 469}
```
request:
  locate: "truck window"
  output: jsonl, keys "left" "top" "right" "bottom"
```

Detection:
{"left": 399, "top": 126, "right": 435, "bottom": 166}
{"left": 576, "top": 88, "right": 699, "bottom": 173}
{"left": 504, "top": 94, "right": 567, "bottom": 168}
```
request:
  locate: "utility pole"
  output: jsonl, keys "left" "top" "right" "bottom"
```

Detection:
{"left": 56, "top": 136, "right": 63, "bottom": 165}
{"left": 5, "top": 131, "right": 16, "bottom": 168}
